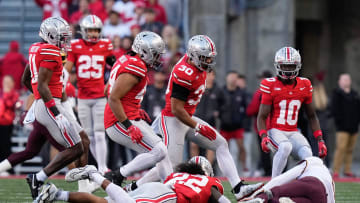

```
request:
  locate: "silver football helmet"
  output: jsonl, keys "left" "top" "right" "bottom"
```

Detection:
{"left": 187, "top": 35, "right": 217, "bottom": 72}
{"left": 80, "top": 15, "right": 103, "bottom": 43}
{"left": 274, "top": 47, "right": 302, "bottom": 80}
{"left": 189, "top": 156, "right": 214, "bottom": 177}
{"left": 39, "top": 17, "right": 72, "bottom": 51}
{"left": 132, "top": 31, "right": 165, "bottom": 68}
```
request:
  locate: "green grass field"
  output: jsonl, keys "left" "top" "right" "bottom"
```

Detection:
{"left": 0, "top": 178, "right": 359, "bottom": 202}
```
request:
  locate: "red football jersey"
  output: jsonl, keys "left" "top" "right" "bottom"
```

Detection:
{"left": 67, "top": 39, "right": 113, "bottom": 99}
{"left": 104, "top": 54, "right": 148, "bottom": 129}
{"left": 162, "top": 54, "right": 206, "bottom": 117}
{"left": 28, "top": 42, "right": 63, "bottom": 100}
{"left": 260, "top": 77, "right": 313, "bottom": 131}
{"left": 164, "top": 172, "right": 224, "bottom": 203}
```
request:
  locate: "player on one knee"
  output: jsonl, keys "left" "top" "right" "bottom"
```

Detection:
{"left": 257, "top": 47, "right": 327, "bottom": 178}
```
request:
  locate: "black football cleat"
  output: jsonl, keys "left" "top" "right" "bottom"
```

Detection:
{"left": 104, "top": 170, "right": 125, "bottom": 186}
{"left": 26, "top": 174, "right": 44, "bottom": 200}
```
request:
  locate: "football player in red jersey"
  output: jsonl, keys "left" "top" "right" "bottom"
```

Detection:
{"left": 22, "top": 17, "right": 85, "bottom": 200}
{"left": 257, "top": 47, "right": 328, "bottom": 178}
{"left": 102, "top": 31, "right": 172, "bottom": 186}
{"left": 36, "top": 157, "right": 231, "bottom": 203}
{"left": 64, "top": 15, "right": 115, "bottom": 174}
{"left": 131, "top": 35, "right": 263, "bottom": 201}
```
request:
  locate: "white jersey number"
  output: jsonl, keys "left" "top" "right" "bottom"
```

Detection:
{"left": 78, "top": 55, "right": 104, "bottom": 79}
{"left": 29, "top": 54, "right": 38, "bottom": 84}
{"left": 169, "top": 173, "right": 209, "bottom": 193}
{"left": 276, "top": 99, "right": 301, "bottom": 125}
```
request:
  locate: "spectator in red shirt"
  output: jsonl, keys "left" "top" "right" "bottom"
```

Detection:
{"left": 34, "top": 0, "right": 72, "bottom": 21}
{"left": 89, "top": 0, "right": 107, "bottom": 22}
{"left": 69, "top": 0, "right": 91, "bottom": 25}
{"left": 145, "top": 0, "right": 167, "bottom": 24}
{"left": 0, "top": 75, "right": 19, "bottom": 173}
{"left": 0, "top": 41, "right": 27, "bottom": 91}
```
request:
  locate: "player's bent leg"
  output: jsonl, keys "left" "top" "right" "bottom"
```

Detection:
{"left": 297, "top": 146, "right": 312, "bottom": 160}
{"left": 77, "top": 99, "right": 96, "bottom": 158}
{"left": 272, "top": 142, "right": 292, "bottom": 178}
{"left": 289, "top": 131, "right": 312, "bottom": 160}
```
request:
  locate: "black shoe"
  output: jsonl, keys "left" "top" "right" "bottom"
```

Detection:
{"left": 26, "top": 174, "right": 44, "bottom": 200}
{"left": 104, "top": 170, "right": 125, "bottom": 186}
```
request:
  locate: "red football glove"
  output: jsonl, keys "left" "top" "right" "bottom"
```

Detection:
{"left": 127, "top": 125, "right": 143, "bottom": 144}
{"left": 195, "top": 123, "right": 216, "bottom": 140}
{"left": 261, "top": 136, "right": 270, "bottom": 153}
{"left": 139, "top": 109, "right": 152, "bottom": 124}
{"left": 318, "top": 140, "right": 327, "bottom": 158}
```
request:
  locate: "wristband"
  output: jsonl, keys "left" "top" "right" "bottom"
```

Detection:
{"left": 259, "top": 129, "right": 268, "bottom": 137}
{"left": 313, "top": 130, "right": 323, "bottom": 139}
{"left": 45, "top": 99, "right": 56, "bottom": 108}
{"left": 121, "top": 118, "right": 132, "bottom": 129}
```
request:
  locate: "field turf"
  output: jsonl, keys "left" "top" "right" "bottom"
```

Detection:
{"left": 0, "top": 177, "right": 359, "bottom": 202}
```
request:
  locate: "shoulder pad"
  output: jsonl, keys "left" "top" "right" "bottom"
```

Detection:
{"left": 71, "top": 39, "right": 80, "bottom": 44}
{"left": 260, "top": 78, "right": 275, "bottom": 94}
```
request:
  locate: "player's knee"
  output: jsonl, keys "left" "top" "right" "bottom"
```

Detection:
{"left": 298, "top": 146, "right": 312, "bottom": 160}
{"left": 151, "top": 142, "right": 167, "bottom": 161}
{"left": 279, "top": 142, "right": 292, "bottom": 155}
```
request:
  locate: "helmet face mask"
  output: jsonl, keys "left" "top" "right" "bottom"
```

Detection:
{"left": 187, "top": 35, "right": 217, "bottom": 72}
{"left": 132, "top": 31, "right": 165, "bottom": 69}
{"left": 80, "top": 15, "right": 103, "bottom": 43}
{"left": 39, "top": 17, "right": 72, "bottom": 52}
{"left": 274, "top": 47, "right": 301, "bottom": 80}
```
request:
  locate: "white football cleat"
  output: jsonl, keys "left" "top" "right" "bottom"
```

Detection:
{"left": 238, "top": 197, "right": 265, "bottom": 203}
{"left": 65, "top": 165, "right": 98, "bottom": 182}
{"left": 34, "top": 183, "right": 58, "bottom": 203}
{"left": 279, "top": 197, "right": 295, "bottom": 203}
{"left": 233, "top": 181, "right": 264, "bottom": 201}
{"left": 78, "top": 179, "right": 101, "bottom": 193}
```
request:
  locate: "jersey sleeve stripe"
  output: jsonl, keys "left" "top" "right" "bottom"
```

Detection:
{"left": 260, "top": 84, "right": 270, "bottom": 89}
{"left": 260, "top": 88, "right": 271, "bottom": 94}
{"left": 43, "top": 60, "right": 57, "bottom": 62}
{"left": 40, "top": 52, "right": 60, "bottom": 56}
{"left": 125, "top": 67, "right": 145, "bottom": 77}
{"left": 128, "top": 64, "right": 145, "bottom": 72}
{"left": 41, "top": 48, "right": 60, "bottom": 53}
{"left": 176, "top": 78, "right": 192, "bottom": 86}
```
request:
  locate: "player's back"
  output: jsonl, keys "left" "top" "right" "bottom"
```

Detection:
{"left": 104, "top": 54, "right": 148, "bottom": 128}
{"left": 164, "top": 172, "right": 223, "bottom": 203}
{"left": 260, "top": 77, "right": 313, "bottom": 131}
{"left": 67, "top": 38, "right": 113, "bottom": 99}
{"left": 162, "top": 54, "right": 207, "bottom": 117}
{"left": 28, "top": 42, "right": 63, "bottom": 100}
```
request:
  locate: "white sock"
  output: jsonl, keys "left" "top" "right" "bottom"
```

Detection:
{"left": 91, "top": 173, "right": 106, "bottom": 185}
{"left": 216, "top": 143, "right": 241, "bottom": 188}
{"left": 36, "top": 170, "right": 48, "bottom": 182}
{"left": 0, "top": 159, "right": 12, "bottom": 173}
{"left": 272, "top": 142, "right": 292, "bottom": 178}
{"left": 105, "top": 183, "right": 135, "bottom": 203}
{"left": 137, "top": 166, "right": 160, "bottom": 186}
{"left": 55, "top": 190, "right": 69, "bottom": 201}
{"left": 94, "top": 132, "right": 108, "bottom": 174}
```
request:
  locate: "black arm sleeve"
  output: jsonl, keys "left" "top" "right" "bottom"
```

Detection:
{"left": 171, "top": 82, "right": 190, "bottom": 102}
{"left": 106, "top": 55, "right": 116, "bottom": 66}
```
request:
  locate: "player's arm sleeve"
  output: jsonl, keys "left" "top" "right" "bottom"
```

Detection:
{"left": 304, "top": 79, "right": 313, "bottom": 104}
{"left": 171, "top": 82, "right": 190, "bottom": 101}
{"left": 259, "top": 80, "right": 273, "bottom": 105}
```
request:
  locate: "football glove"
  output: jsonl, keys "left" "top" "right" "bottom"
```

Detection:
{"left": 128, "top": 125, "right": 143, "bottom": 143}
{"left": 261, "top": 136, "right": 270, "bottom": 153}
{"left": 318, "top": 140, "right": 327, "bottom": 158}
{"left": 195, "top": 123, "right": 216, "bottom": 140}
{"left": 139, "top": 109, "right": 152, "bottom": 124}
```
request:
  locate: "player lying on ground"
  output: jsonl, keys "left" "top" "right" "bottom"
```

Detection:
{"left": 35, "top": 156, "right": 231, "bottom": 203}
{"left": 128, "top": 35, "right": 263, "bottom": 201}
{"left": 257, "top": 46, "right": 327, "bottom": 178}
{"left": 240, "top": 156, "right": 335, "bottom": 203}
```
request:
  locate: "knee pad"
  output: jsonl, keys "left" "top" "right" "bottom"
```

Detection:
{"left": 278, "top": 142, "right": 293, "bottom": 156}
{"left": 150, "top": 142, "right": 167, "bottom": 162}
{"left": 297, "top": 146, "right": 312, "bottom": 160}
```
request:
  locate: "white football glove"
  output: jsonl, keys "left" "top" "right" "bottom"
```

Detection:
{"left": 55, "top": 114, "right": 76, "bottom": 137}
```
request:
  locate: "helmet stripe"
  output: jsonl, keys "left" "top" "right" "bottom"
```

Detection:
{"left": 286, "top": 47, "right": 290, "bottom": 61}
{"left": 92, "top": 15, "right": 95, "bottom": 24}
{"left": 203, "top": 36, "right": 214, "bottom": 53}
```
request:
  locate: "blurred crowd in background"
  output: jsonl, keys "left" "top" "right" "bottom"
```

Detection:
{"left": 0, "top": 0, "right": 359, "bottom": 178}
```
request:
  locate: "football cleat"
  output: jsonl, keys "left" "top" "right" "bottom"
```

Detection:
{"left": 65, "top": 165, "right": 98, "bottom": 182}
{"left": 232, "top": 181, "right": 264, "bottom": 201}
{"left": 238, "top": 197, "right": 265, "bottom": 203}
{"left": 34, "top": 183, "right": 59, "bottom": 203}
{"left": 279, "top": 197, "right": 295, "bottom": 203}
{"left": 26, "top": 174, "right": 44, "bottom": 200}
{"left": 104, "top": 170, "right": 125, "bottom": 186}
{"left": 123, "top": 181, "right": 138, "bottom": 192}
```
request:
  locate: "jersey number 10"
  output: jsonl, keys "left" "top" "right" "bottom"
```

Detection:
{"left": 276, "top": 99, "right": 301, "bottom": 125}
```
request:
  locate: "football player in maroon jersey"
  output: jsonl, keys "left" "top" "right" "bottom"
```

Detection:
{"left": 257, "top": 47, "right": 327, "bottom": 178}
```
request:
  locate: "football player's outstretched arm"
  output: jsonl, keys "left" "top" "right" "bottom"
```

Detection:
{"left": 108, "top": 73, "right": 139, "bottom": 123}
{"left": 22, "top": 64, "right": 33, "bottom": 93}
{"left": 257, "top": 104, "right": 271, "bottom": 137}
{"left": 208, "top": 187, "right": 231, "bottom": 203}
{"left": 171, "top": 97, "right": 197, "bottom": 128}
{"left": 304, "top": 103, "right": 322, "bottom": 140}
